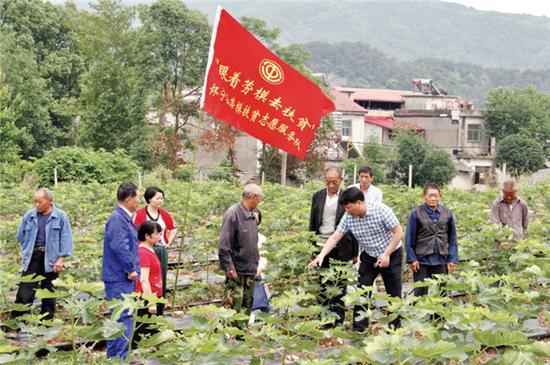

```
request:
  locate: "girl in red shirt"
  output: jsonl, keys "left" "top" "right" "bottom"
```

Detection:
{"left": 133, "top": 221, "right": 163, "bottom": 347}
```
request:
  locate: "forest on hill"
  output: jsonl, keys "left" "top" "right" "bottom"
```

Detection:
{"left": 48, "top": 0, "right": 550, "bottom": 101}
{"left": 302, "top": 41, "right": 550, "bottom": 103}
{"left": 184, "top": 0, "right": 550, "bottom": 71}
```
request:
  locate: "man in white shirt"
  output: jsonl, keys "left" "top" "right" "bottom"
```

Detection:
{"left": 350, "top": 166, "right": 382, "bottom": 204}
{"left": 309, "top": 166, "right": 358, "bottom": 326}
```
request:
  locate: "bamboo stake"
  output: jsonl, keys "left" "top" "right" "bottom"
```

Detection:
{"left": 171, "top": 116, "right": 202, "bottom": 309}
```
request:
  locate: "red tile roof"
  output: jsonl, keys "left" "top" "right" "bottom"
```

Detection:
{"left": 365, "top": 115, "right": 424, "bottom": 132}
{"left": 329, "top": 89, "right": 367, "bottom": 113}
{"left": 335, "top": 87, "right": 420, "bottom": 103}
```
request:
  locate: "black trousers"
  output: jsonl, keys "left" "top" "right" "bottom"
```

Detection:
{"left": 132, "top": 303, "right": 163, "bottom": 349}
{"left": 319, "top": 258, "right": 348, "bottom": 325}
{"left": 12, "top": 249, "right": 58, "bottom": 320}
{"left": 413, "top": 264, "right": 447, "bottom": 297}
{"left": 353, "top": 249, "right": 402, "bottom": 331}
{"left": 153, "top": 244, "right": 167, "bottom": 314}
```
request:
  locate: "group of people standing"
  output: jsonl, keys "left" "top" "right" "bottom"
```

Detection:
{"left": 219, "top": 166, "right": 529, "bottom": 333}
{"left": 10, "top": 183, "right": 177, "bottom": 362}
{"left": 10, "top": 174, "right": 528, "bottom": 360}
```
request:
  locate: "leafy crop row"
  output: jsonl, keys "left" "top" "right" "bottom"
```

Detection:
{"left": 0, "top": 178, "right": 548, "bottom": 364}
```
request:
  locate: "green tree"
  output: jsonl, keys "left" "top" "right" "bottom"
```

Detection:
{"left": 0, "top": 73, "right": 35, "bottom": 184}
{"left": 494, "top": 134, "right": 545, "bottom": 177}
{"left": 341, "top": 138, "right": 389, "bottom": 186}
{"left": 0, "top": 73, "right": 23, "bottom": 163}
{"left": 138, "top": 0, "right": 211, "bottom": 170}
{"left": 485, "top": 87, "right": 550, "bottom": 155}
{"left": 418, "top": 148, "right": 456, "bottom": 187}
{"left": 387, "top": 130, "right": 428, "bottom": 186}
{"left": 0, "top": 0, "right": 83, "bottom": 158}
{"left": 34, "top": 146, "right": 139, "bottom": 186}
{"left": 75, "top": 0, "right": 149, "bottom": 159}
{"left": 387, "top": 130, "right": 456, "bottom": 187}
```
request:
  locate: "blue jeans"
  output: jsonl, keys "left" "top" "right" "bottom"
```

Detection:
{"left": 105, "top": 281, "right": 135, "bottom": 359}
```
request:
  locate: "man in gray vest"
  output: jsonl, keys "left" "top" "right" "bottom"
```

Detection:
{"left": 405, "top": 183, "right": 458, "bottom": 296}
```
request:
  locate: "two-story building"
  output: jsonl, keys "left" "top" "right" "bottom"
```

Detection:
{"left": 329, "top": 83, "right": 495, "bottom": 188}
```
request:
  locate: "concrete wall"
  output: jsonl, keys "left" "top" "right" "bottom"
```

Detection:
{"left": 364, "top": 124, "right": 383, "bottom": 144}
{"left": 340, "top": 113, "right": 370, "bottom": 145}
{"left": 450, "top": 172, "right": 474, "bottom": 190}
{"left": 457, "top": 110, "right": 489, "bottom": 157}
{"left": 403, "top": 95, "right": 460, "bottom": 110}
{"left": 180, "top": 128, "right": 260, "bottom": 183}
{"left": 394, "top": 115, "right": 458, "bottom": 155}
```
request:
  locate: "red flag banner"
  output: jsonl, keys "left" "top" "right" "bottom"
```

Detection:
{"left": 200, "top": 7, "right": 335, "bottom": 160}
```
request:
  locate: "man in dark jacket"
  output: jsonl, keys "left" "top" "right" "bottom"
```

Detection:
{"left": 405, "top": 183, "right": 458, "bottom": 297}
{"left": 219, "top": 183, "right": 263, "bottom": 317}
{"left": 309, "top": 166, "right": 358, "bottom": 326}
{"left": 102, "top": 181, "right": 140, "bottom": 360}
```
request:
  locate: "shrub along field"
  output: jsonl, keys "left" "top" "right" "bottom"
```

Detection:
{"left": 0, "top": 177, "right": 548, "bottom": 364}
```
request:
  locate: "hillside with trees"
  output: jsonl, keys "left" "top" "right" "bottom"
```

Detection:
{"left": 302, "top": 41, "right": 550, "bottom": 103}
{"left": 183, "top": 0, "right": 550, "bottom": 71}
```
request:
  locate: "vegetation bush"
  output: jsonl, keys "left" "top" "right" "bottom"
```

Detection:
{"left": 34, "top": 147, "right": 139, "bottom": 186}
{"left": 207, "top": 161, "right": 235, "bottom": 181}
{"left": 495, "top": 134, "right": 545, "bottom": 177}
{"left": 0, "top": 179, "right": 548, "bottom": 363}
{"left": 175, "top": 165, "right": 193, "bottom": 182}
{"left": 0, "top": 158, "right": 35, "bottom": 186}
{"left": 386, "top": 130, "right": 456, "bottom": 187}
{"left": 342, "top": 140, "right": 389, "bottom": 186}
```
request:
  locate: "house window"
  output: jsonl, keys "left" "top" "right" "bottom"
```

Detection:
{"left": 467, "top": 124, "right": 481, "bottom": 142}
{"left": 341, "top": 120, "right": 352, "bottom": 137}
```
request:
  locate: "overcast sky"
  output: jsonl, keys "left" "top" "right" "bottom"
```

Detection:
{"left": 443, "top": 0, "right": 550, "bottom": 17}
{"left": 49, "top": 0, "right": 550, "bottom": 18}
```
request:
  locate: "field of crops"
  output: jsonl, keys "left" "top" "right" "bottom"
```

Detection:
{"left": 0, "top": 177, "right": 548, "bottom": 364}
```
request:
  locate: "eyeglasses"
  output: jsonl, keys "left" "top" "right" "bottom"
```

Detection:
{"left": 325, "top": 179, "right": 341, "bottom": 184}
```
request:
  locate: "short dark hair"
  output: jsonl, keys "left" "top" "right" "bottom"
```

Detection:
{"left": 423, "top": 183, "right": 441, "bottom": 195}
{"left": 144, "top": 186, "right": 165, "bottom": 204}
{"left": 117, "top": 181, "right": 138, "bottom": 202}
{"left": 137, "top": 221, "right": 162, "bottom": 241}
{"left": 358, "top": 166, "right": 373, "bottom": 177}
{"left": 339, "top": 187, "right": 365, "bottom": 205}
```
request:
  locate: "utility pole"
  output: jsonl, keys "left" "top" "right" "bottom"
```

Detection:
{"left": 280, "top": 151, "right": 287, "bottom": 185}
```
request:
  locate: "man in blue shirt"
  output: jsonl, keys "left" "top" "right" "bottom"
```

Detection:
{"left": 405, "top": 183, "right": 458, "bottom": 297}
{"left": 13, "top": 188, "right": 73, "bottom": 321}
{"left": 102, "top": 181, "right": 140, "bottom": 360}
{"left": 308, "top": 187, "right": 404, "bottom": 332}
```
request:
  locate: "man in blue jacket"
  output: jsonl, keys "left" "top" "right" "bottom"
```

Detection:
{"left": 102, "top": 181, "right": 140, "bottom": 360}
{"left": 13, "top": 188, "right": 73, "bottom": 320}
{"left": 405, "top": 183, "right": 458, "bottom": 297}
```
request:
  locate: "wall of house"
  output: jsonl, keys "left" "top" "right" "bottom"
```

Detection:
{"left": 457, "top": 110, "right": 489, "bottom": 157}
{"left": 180, "top": 128, "right": 260, "bottom": 183}
{"left": 449, "top": 157, "right": 497, "bottom": 189}
{"left": 394, "top": 115, "right": 458, "bottom": 155}
{"left": 339, "top": 113, "right": 369, "bottom": 145}
{"left": 364, "top": 123, "right": 383, "bottom": 144}
{"left": 450, "top": 171, "right": 474, "bottom": 190}
{"left": 403, "top": 95, "right": 460, "bottom": 110}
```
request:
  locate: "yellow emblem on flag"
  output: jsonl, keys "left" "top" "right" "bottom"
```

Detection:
{"left": 259, "top": 59, "right": 284, "bottom": 85}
